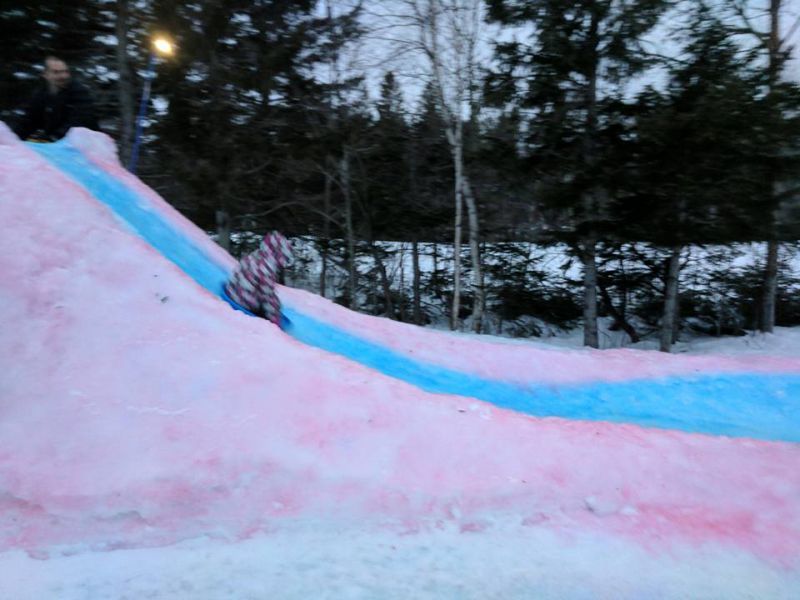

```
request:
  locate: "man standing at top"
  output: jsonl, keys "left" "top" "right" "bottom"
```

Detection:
{"left": 12, "top": 55, "right": 99, "bottom": 142}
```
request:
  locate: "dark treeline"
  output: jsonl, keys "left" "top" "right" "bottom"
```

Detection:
{"left": 2, "top": 0, "right": 799, "bottom": 350}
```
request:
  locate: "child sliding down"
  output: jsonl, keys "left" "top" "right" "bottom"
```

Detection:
{"left": 225, "top": 231, "right": 293, "bottom": 325}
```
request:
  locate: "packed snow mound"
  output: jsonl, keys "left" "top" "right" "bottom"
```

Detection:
{"left": 65, "top": 125, "right": 120, "bottom": 165}
{"left": 23, "top": 129, "right": 800, "bottom": 443}
{"left": 1, "top": 127, "right": 799, "bottom": 598}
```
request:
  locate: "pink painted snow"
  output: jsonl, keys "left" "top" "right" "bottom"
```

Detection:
{"left": 1, "top": 126, "right": 799, "bottom": 598}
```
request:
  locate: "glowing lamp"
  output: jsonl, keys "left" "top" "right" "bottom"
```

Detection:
{"left": 153, "top": 37, "right": 174, "bottom": 56}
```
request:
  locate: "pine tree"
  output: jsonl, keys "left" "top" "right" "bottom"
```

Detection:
{"left": 486, "top": 0, "right": 671, "bottom": 347}
{"left": 141, "top": 1, "right": 363, "bottom": 249}
{"left": 625, "top": 4, "right": 800, "bottom": 350}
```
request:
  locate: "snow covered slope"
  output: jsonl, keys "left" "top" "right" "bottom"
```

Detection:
{"left": 1, "top": 125, "right": 798, "bottom": 599}
{"left": 24, "top": 130, "right": 800, "bottom": 443}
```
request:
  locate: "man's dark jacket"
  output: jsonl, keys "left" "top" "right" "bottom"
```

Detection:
{"left": 13, "top": 80, "right": 99, "bottom": 141}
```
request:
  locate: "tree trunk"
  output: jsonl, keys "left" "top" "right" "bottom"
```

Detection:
{"left": 340, "top": 151, "right": 357, "bottom": 308}
{"left": 672, "top": 283, "right": 681, "bottom": 344}
{"left": 408, "top": 128, "right": 422, "bottom": 325}
{"left": 320, "top": 168, "right": 332, "bottom": 298}
{"left": 598, "top": 280, "right": 639, "bottom": 343}
{"left": 462, "top": 174, "right": 484, "bottom": 333}
{"left": 115, "top": 0, "right": 135, "bottom": 164}
{"left": 432, "top": 242, "right": 440, "bottom": 295}
{"left": 761, "top": 240, "right": 779, "bottom": 332}
{"left": 450, "top": 133, "right": 464, "bottom": 331}
{"left": 418, "top": 0, "right": 485, "bottom": 333}
{"left": 581, "top": 239, "right": 599, "bottom": 348}
{"left": 398, "top": 244, "right": 407, "bottom": 322}
{"left": 447, "top": 111, "right": 485, "bottom": 332}
{"left": 769, "top": 0, "right": 781, "bottom": 83}
{"left": 760, "top": 1, "right": 782, "bottom": 332}
{"left": 369, "top": 242, "right": 394, "bottom": 318}
{"left": 216, "top": 208, "right": 231, "bottom": 253}
{"left": 412, "top": 237, "right": 422, "bottom": 324}
{"left": 660, "top": 247, "right": 682, "bottom": 353}
{"left": 319, "top": 243, "right": 327, "bottom": 297}
{"left": 579, "top": 10, "right": 601, "bottom": 349}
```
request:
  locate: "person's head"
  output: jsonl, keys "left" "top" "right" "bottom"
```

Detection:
{"left": 43, "top": 56, "right": 71, "bottom": 93}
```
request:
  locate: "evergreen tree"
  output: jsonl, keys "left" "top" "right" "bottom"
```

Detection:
{"left": 625, "top": 5, "right": 800, "bottom": 349}
{"left": 486, "top": 0, "right": 671, "bottom": 347}
{"left": 143, "top": 0, "right": 363, "bottom": 249}
{"left": 363, "top": 71, "right": 412, "bottom": 241}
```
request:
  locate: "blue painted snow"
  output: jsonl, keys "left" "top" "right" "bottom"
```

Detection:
{"left": 283, "top": 306, "right": 800, "bottom": 443}
{"left": 31, "top": 139, "right": 800, "bottom": 443}
{"left": 29, "top": 140, "right": 242, "bottom": 312}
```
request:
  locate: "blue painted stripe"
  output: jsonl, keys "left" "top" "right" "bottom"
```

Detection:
{"left": 283, "top": 306, "right": 800, "bottom": 443}
{"left": 28, "top": 140, "right": 242, "bottom": 311}
{"left": 31, "top": 140, "right": 800, "bottom": 443}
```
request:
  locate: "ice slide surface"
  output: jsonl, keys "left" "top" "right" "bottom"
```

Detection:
{"left": 25, "top": 133, "right": 800, "bottom": 443}
{"left": 2, "top": 125, "right": 800, "bottom": 598}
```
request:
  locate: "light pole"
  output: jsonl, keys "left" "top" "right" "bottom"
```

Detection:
{"left": 128, "top": 36, "right": 173, "bottom": 174}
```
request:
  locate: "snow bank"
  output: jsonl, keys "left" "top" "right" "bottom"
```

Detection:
{"left": 1, "top": 131, "right": 799, "bottom": 597}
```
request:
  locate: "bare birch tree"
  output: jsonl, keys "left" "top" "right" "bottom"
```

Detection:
{"left": 383, "top": 0, "right": 486, "bottom": 332}
{"left": 115, "top": 0, "right": 135, "bottom": 164}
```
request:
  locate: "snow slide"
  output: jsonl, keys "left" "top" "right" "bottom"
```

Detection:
{"left": 23, "top": 129, "right": 800, "bottom": 443}
{"left": 1, "top": 125, "right": 799, "bottom": 598}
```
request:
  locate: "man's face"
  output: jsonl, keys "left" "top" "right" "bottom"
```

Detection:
{"left": 43, "top": 59, "right": 71, "bottom": 91}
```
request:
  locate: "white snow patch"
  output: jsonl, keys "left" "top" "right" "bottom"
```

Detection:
{"left": 1, "top": 520, "right": 796, "bottom": 600}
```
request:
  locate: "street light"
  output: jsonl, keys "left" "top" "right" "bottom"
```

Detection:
{"left": 128, "top": 36, "right": 174, "bottom": 174}
{"left": 153, "top": 37, "right": 173, "bottom": 56}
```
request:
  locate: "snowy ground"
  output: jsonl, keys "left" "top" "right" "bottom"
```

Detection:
{"left": 3, "top": 518, "right": 798, "bottom": 600}
{"left": 1, "top": 126, "right": 798, "bottom": 599}
{"left": 673, "top": 326, "right": 800, "bottom": 357}
{"left": 529, "top": 319, "right": 800, "bottom": 357}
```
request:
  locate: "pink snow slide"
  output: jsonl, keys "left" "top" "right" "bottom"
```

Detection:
{"left": 0, "top": 125, "right": 798, "bottom": 598}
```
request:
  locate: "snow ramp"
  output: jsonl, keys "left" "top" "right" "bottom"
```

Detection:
{"left": 22, "top": 128, "right": 800, "bottom": 444}
{"left": 1, "top": 125, "right": 799, "bottom": 598}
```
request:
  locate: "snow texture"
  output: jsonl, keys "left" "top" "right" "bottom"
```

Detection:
{"left": 1, "top": 126, "right": 799, "bottom": 598}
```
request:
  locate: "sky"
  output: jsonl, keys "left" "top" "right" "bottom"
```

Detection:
{"left": 317, "top": 0, "right": 800, "bottom": 111}
{"left": 0, "top": 124, "right": 799, "bottom": 597}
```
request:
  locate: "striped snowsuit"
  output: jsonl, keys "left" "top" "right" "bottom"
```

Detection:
{"left": 225, "top": 231, "right": 293, "bottom": 324}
